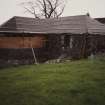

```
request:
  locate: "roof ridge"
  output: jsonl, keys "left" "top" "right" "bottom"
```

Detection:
{"left": 11, "top": 15, "right": 87, "bottom": 21}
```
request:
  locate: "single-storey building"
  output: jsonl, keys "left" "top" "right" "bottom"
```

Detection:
{"left": 0, "top": 15, "right": 105, "bottom": 65}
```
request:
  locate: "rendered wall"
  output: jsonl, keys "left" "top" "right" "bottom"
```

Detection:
{"left": 0, "top": 36, "right": 46, "bottom": 48}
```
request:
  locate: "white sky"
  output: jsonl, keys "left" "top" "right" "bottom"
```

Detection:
{"left": 0, "top": 0, "right": 105, "bottom": 24}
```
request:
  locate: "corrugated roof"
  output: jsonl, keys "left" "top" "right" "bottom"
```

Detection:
{"left": 0, "top": 15, "right": 105, "bottom": 35}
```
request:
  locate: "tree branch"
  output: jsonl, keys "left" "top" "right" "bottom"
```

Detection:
{"left": 21, "top": 0, "right": 66, "bottom": 19}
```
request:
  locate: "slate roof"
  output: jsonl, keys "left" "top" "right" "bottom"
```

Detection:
{"left": 0, "top": 15, "right": 105, "bottom": 35}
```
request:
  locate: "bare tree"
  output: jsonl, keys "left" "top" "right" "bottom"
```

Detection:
{"left": 21, "top": 0, "right": 66, "bottom": 18}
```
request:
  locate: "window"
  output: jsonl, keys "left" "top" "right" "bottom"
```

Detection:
{"left": 61, "top": 35, "right": 73, "bottom": 50}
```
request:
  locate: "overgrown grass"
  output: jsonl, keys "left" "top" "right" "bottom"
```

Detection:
{"left": 0, "top": 60, "right": 105, "bottom": 105}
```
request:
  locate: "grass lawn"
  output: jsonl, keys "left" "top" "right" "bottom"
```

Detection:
{"left": 0, "top": 59, "right": 105, "bottom": 105}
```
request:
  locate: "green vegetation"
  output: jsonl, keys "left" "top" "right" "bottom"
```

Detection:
{"left": 0, "top": 60, "right": 105, "bottom": 105}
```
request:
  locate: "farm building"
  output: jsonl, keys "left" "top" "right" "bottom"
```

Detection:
{"left": 0, "top": 15, "right": 105, "bottom": 66}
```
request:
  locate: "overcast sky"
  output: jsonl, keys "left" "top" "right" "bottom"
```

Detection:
{"left": 0, "top": 0, "right": 105, "bottom": 24}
